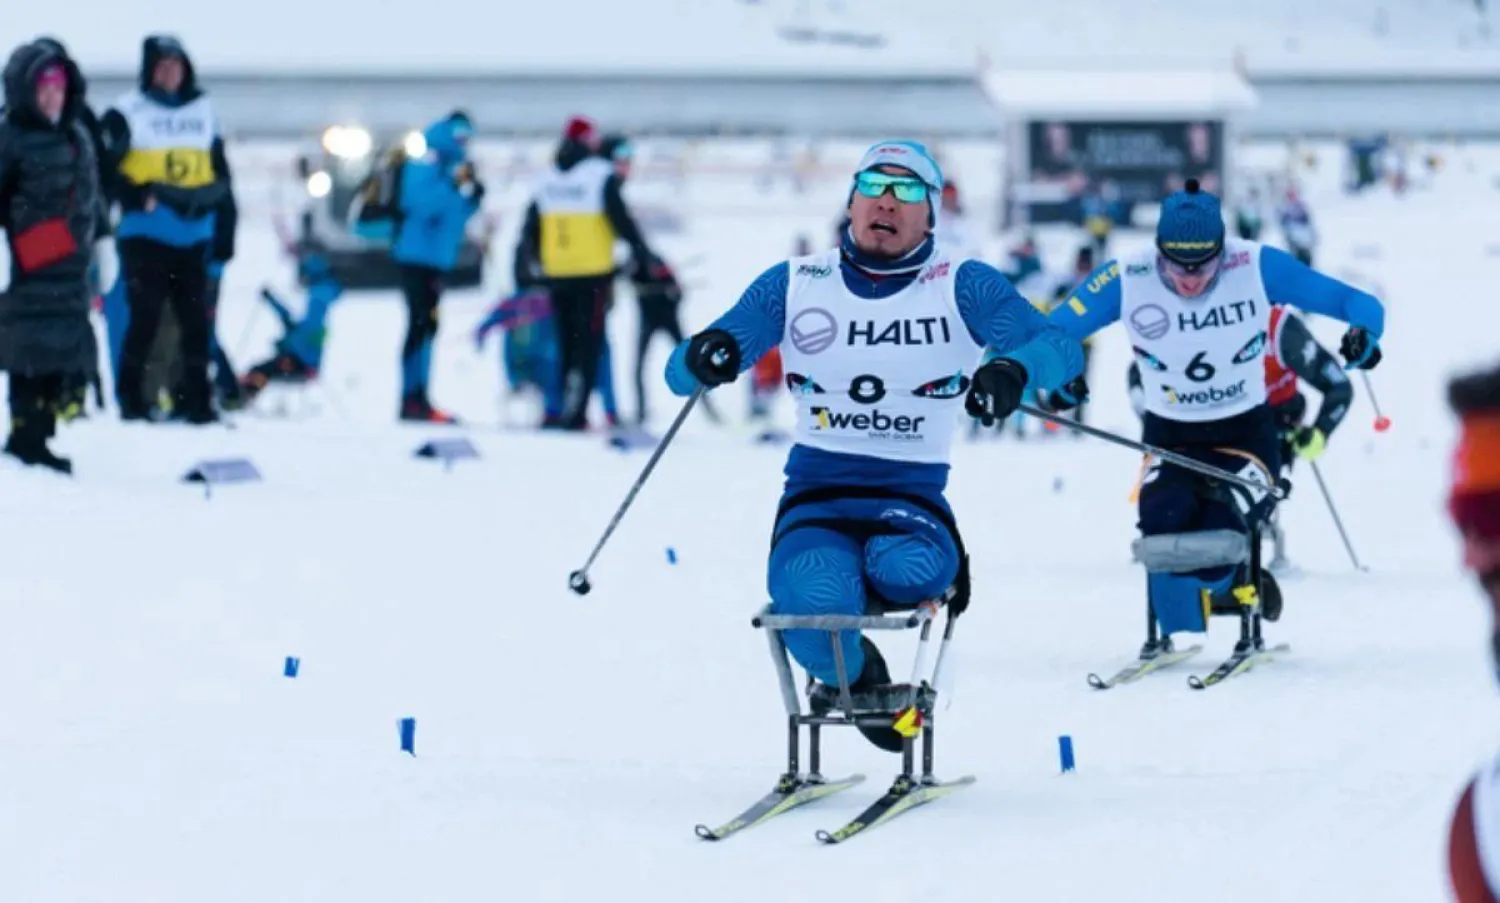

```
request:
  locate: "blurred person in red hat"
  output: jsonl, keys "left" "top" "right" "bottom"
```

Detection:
{"left": 0, "top": 40, "right": 111, "bottom": 473}
{"left": 512, "top": 115, "right": 659, "bottom": 431}
{"left": 1446, "top": 361, "right": 1500, "bottom": 903}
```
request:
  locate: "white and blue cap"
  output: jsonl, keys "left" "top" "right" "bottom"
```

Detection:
{"left": 851, "top": 139, "right": 944, "bottom": 226}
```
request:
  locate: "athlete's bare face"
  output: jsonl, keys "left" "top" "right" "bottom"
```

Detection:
{"left": 1160, "top": 253, "right": 1222, "bottom": 299}
{"left": 849, "top": 165, "right": 931, "bottom": 259}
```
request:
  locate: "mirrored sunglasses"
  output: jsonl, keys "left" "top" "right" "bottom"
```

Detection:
{"left": 854, "top": 171, "right": 931, "bottom": 204}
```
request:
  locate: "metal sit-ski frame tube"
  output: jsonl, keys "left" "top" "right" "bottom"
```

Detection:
{"left": 752, "top": 603, "right": 955, "bottom": 785}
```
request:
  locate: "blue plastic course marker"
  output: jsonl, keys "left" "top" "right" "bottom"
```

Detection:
{"left": 283, "top": 656, "right": 300, "bottom": 678}
{"left": 1059, "top": 734, "right": 1076, "bottom": 773}
{"left": 399, "top": 717, "right": 417, "bottom": 755}
{"left": 666, "top": 547, "right": 677, "bottom": 565}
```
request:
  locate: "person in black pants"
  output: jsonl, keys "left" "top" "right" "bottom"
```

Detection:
{"left": 101, "top": 36, "right": 233, "bottom": 423}
{"left": 0, "top": 42, "right": 110, "bottom": 473}
{"left": 400, "top": 263, "right": 443, "bottom": 411}
{"left": 389, "top": 111, "right": 482, "bottom": 423}
{"left": 117, "top": 240, "right": 211, "bottom": 417}
{"left": 628, "top": 258, "right": 722, "bottom": 427}
{"left": 514, "top": 119, "right": 656, "bottom": 431}
{"left": 630, "top": 257, "right": 682, "bottom": 423}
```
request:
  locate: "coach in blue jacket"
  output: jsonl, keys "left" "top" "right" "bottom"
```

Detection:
{"left": 392, "top": 110, "right": 483, "bottom": 423}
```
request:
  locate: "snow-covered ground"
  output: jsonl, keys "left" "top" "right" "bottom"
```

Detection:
{"left": 1, "top": 139, "right": 1497, "bottom": 902}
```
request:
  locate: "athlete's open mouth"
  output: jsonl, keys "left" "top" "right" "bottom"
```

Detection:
{"left": 871, "top": 221, "right": 897, "bottom": 235}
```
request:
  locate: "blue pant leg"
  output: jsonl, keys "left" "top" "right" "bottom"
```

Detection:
{"left": 539, "top": 320, "right": 564, "bottom": 417}
{"left": 863, "top": 502, "right": 960, "bottom": 605}
{"left": 102, "top": 277, "right": 129, "bottom": 392}
{"left": 1139, "top": 463, "right": 1211, "bottom": 634}
{"left": 596, "top": 337, "right": 618, "bottom": 419}
{"left": 768, "top": 524, "right": 867, "bottom": 685}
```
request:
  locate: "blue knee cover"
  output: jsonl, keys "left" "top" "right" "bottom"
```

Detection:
{"left": 865, "top": 531, "right": 957, "bottom": 604}
{"left": 1149, "top": 570, "right": 1236, "bottom": 634}
{"left": 768, "top": 528, "right": 866, "bottom": 685}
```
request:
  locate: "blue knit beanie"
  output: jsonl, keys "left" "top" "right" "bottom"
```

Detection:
{"left": 849, "top": 139, "right": 944, "bottom": 228}
{"left": 1156, "top": 179, "right": 1225, "bottom": 266}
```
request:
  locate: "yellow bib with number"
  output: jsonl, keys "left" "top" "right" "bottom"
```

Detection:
{"left": 110, "top": 90, "right": 218, "bottom": 189}
{"left": 540, "top": 212, "right": 614, "bottom": 277}
{"left": 533, "top": 157, "right": 617, "bottom": 278}
{"left": 119, "top": 147, "right": 214, "bottom": 188}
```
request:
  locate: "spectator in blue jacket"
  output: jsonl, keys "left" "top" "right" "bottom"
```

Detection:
{"left": 391, "top": 110, "right": 483, "bottom": 423}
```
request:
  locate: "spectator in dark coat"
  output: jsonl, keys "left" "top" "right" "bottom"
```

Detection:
{"left": 100, "top": 35, "right": 235, "bottom": 424}
{"left": 29, "top": 38, "right": 109, "bottom": 196}
{"left": 0, "top": 41, "right": 111, "bottom": 473}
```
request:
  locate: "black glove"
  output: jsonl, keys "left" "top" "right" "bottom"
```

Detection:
{"left": 636, "top": 254, "right": 673, "bottom": 282}
{"left": 965, "top": 358, "right": 1028, "bottom": 426}
{"left": 1339, "top": 326, "right": 1382, "bottom": 370}
{"left": 633, "top": 256, "right": 681, "bottom": 299}
{"left": 512, "top": 256, "right": 541, "bottom": 292}
{"left": 459, "top": 176, "right": 486, "bottom": 205}
{"left": 1273, "top": 391, "right": 1307, "bottom": 433}
{"left": 1039, "top": 374, "right": 1089, "bottom": 413}
{"left": 685, "top": 329, "right": 741, "bottom": 387}
{"left": 945, "top": 554, "right": 971, "bottom": 618}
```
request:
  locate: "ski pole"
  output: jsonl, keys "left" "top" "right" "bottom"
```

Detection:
{"left": 1360, "top": 371, "right": 1391, "bottom": 432}
{"left": 568, "top": 386, "right": 705, "bottom": 596}
{"left": 1018, "top": 404, "right": 1286, "bottom": 501}
{"left": 1308, "top": 461, "right": 1368, "bottom": 572}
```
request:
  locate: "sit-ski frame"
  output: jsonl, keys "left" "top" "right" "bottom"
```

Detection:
{"left": 691, "top": 601, "right": 974, "bottom": 843}
{"left": 1141, "top": 478, "right": 1291, "bottom": 689}
{"left": 752, "top": 603, "right": 956, "bottom": 787}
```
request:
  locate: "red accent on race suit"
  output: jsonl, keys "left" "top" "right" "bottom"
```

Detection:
{"left": 1264, "top": 305, "right": 1298, "bottom": 406}
{"left": 752, "top": 347, "right": 784, "bottom": 393}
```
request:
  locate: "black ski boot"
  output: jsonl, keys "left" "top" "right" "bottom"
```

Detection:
{"left": 1205, "top": 569, "right": 1282, "bottom": 622}
{"left": 805, "top": 635, "right": 908, "bottom": 753}
{"left": 1260, "top": 570, "right": 1283, "bottom": 622}
{"left": 810, "top": 633, "right": 900, "bottom": 753}
{"left": 4, "top": 420, "right": 71, "bottom": 475}
{"left": 849, "top": 637, "right": 905, "bottom": 753}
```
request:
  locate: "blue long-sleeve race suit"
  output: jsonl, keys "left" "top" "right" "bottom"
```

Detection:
{"left": 1046, "top": 245, "right": 1384, "bottom": 344}
{"left": 1044, "top": 244, "right": 1385, "bottom": 636}
{"left": 665, "top": 232, "right": 1082, "bottom": 690}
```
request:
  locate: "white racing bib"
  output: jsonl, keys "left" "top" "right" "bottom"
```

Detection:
{"left": 1120, "top": 239, "right": 1272, "bottom": 423}
{"left": 779, "top": 249, "right": 985, "bottom": 464}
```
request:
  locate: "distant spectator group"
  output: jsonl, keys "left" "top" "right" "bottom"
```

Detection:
{"left": 0, "top": 33, "right": 237, "bottom": 473}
